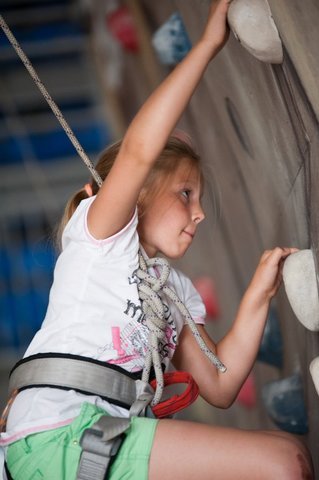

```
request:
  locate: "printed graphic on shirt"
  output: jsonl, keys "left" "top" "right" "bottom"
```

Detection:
{"left": 99, "top": 298, "right": 177, "bottom": 372}
{"left": 97, "top": 267, "right": 178, "bottom": 371}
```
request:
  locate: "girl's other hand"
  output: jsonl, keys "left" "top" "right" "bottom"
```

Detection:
{"left": 201, "top": 0, "right": 232, "bottom": 54}
{"left": 247, "top": 247, "right": 299, "bottom": 306}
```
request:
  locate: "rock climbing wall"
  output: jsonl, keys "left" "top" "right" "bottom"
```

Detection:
{"left": 0, "top": 0, "right": 318, "bottom": 476}
{"left": 111, "top": 0, "right": 319, "bottom": 474}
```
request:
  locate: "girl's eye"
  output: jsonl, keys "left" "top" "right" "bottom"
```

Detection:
{"left": 181, "top": 189, "right": 191, "bottom": 200}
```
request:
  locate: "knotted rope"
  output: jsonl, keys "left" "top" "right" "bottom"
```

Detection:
{"left": 0, "top": 15, "right": 227, "bottom": 407}
{"left": 137, "top": 250, "right": 226, "bottom": 405}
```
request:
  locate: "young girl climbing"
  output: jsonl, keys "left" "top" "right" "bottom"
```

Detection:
{"left": 0, "top": 0, "right": 314, "bottom": 479}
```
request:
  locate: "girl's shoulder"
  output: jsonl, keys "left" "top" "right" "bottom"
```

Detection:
{"left": 169, "top": 265, "right": 191, "bottom": 288}
{"left": 62, "top": 196, "right": 139, "bottom": 255}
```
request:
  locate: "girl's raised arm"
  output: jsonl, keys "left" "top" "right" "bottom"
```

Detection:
{"left": 87, "top": 0, "right": 231, "bottom": 240}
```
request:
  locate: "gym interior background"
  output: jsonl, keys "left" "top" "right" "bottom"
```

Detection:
{"left": 0, "top": 0, "right": 319, "bottom": 476}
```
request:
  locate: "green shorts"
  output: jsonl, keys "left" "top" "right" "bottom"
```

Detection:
{"left": 6, "top": 402, "right": 158, "bottom": 480}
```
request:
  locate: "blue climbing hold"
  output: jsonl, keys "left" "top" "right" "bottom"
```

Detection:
{"left": 262, "top": 373, "right": 309, "bottom": 434}
{"left": 257, "top": 307, "right": 283, "bottom": 368}
{"left": 152, "top": 13, "right": 192, "bottom": 66}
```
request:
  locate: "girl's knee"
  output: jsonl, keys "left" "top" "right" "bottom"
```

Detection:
{"left": 271, "top": 435, "right": 314, "bottom": 480}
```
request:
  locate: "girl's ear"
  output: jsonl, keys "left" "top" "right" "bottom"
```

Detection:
{"left": 84, "top": 183, "right": 93, "bottom": 197}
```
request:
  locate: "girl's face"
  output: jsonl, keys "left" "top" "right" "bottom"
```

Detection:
{"left": 138, "top": 161, "right": 205, "bottom": 259}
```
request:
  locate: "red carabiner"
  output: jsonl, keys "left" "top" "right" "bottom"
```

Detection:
{"left": 150, "top": 371, "right": 199, "bottom": 419}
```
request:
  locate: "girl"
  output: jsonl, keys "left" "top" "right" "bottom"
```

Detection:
{"left": 1, "top": 1, "right": 314, "bottom": 479}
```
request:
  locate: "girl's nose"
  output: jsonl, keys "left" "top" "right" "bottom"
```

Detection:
{"left": 192, "top": 204, "right": 205, "bottom": 224}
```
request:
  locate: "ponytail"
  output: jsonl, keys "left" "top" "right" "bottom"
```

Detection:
{"left": 54, "top": 187, "right": 92, "bottom": 251}
{"left": 54, "top": 140, "right": 122, "bottom": 250}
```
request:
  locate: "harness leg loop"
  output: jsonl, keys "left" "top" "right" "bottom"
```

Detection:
{"left": 76, "top": 416, "right": 131, "bottom": 480}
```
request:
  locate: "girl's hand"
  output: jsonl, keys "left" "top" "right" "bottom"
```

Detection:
{"left": 201, "top": 0, "right": 232, "bottom": 54}
{"left": 247, "top": 247, "right": 299, "bottom": 306}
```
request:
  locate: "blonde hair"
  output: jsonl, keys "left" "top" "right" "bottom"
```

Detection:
{"left": 55, "top": 135, "right": 202, "bottom": 249}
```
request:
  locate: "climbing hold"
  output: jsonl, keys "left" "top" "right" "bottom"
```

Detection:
{"left": 262, "top": 373, "right": 308, "bottom": 434}
{"left": 106, "top": 5, "right": 139, "bottom": 53}
{"left": 257, "top": 307, "right": 283, "bottom": 368}
{"left": 283, "top": 249, "right": 319, "bottom": 332}
{"left": 227, "top": 0, "right": 283, "bottom": 64}
{"left": 309, "top": 357, "right": 319, "bottom": 397}
{"left": 236, "top": 373, "right": 257, "bottom": 409}
{"left": 192, "top": 276, "right": 220, "bottom": 320}
{"left": 152, "top": 12, "right": 192, "bottom": 66}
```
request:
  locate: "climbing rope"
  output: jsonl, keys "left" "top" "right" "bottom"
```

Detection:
{"left": 137, "top": 251, "right": 226, "bottom": 405}
{"left": 0, "top": 15, "right": 103, "bottom": 189}
{"left": 0, "top": 15, "right": 226, "bottom": 406}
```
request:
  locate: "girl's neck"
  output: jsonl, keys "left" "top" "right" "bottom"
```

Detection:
{"left": 139, "top": 242, "right": 158, "bottom": 259}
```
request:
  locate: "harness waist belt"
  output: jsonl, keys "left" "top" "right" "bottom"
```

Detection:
{"left": 8, "top": 353, "right": 200, "bottom": 419}
{"left": 9, "top": 354, "right": 140, "bottom": 410}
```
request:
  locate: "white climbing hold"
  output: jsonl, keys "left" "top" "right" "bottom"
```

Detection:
{"left": 309, "top": 357, "right": 319, "bottom": 397}
{"left": 227, "top": 0, "right": 283, "bottom": 64}
{"left": 283, "top": 249, "right": 319, "bottom": 332}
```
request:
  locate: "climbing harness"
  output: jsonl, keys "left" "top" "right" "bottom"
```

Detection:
{"left": 5, "top": 354, "right": 199, "bottom": 480}
{"left": 7, "top": 355, "right": 199, "bottom": 420}
{"left": 0, "top": 14, "right": 227, "bottom": 480}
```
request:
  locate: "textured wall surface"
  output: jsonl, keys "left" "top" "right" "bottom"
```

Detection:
{"left": 136, "top": 0, "right": 319, "bottom": 474}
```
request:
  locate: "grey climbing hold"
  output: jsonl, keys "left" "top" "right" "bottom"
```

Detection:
{"left": 257, "top": 307, "right": 283, "bottom": 368}
{"left": 283, "top": 249, "right": 319, "bottom": 332}
{"left": 227, "top": 0, "right": 283, "bottom": 64}
{"left": 152, "top": 13, "right": 192, "bottom": 66}
{"left": 262, "top": 373, "right": 308, "bottom": 435}
{"left": 309, "top": 357, "right": 319, "bottom": 397}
